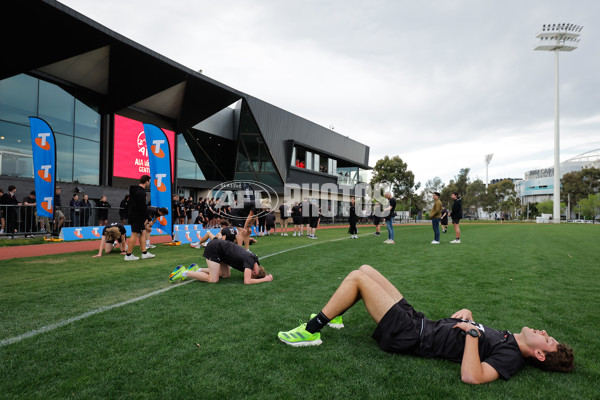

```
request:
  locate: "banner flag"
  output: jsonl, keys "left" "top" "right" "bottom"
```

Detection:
{"left": 143, "top": 124, "right": 173, "bottom": 235}
{"left": 29, "top": 117, "right": 56, "bottom": 218}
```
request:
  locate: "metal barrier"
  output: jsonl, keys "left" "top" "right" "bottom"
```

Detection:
{"left": 0, "top": 204, "right": 127, "bottom": 238}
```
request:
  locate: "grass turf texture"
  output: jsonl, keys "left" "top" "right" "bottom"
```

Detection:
{"left": 0, "top": 224, "right": 598, "bottom": 399}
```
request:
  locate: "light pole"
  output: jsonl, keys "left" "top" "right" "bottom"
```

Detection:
{"left": 484, "top": 154, "right": 493, "bottom": 188}
{"left": 535, "top": 23, "right": 582, "bottom": 223}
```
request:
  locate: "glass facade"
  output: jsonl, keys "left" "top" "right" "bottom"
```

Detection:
{"left": 0, "top": 74, "right": 100, "bottom": 184}
{"left": 234, "top": 103, "right": 283, "bottom": 187}
{"left": 177, "top": 133, "right": 206, "bottom": 180}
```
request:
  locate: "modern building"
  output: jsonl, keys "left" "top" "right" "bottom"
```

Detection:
{"left": 517, "top": 149, "right": 600, "bottom": 205}
{"left": 0, "top": 1, "right": 370, "bottom": 222}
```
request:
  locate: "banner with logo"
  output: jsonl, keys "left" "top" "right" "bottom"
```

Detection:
{"left": 29, "top": 117, "right": 56, "bottom": 218}
{"left": 143, "top": 123, "right": 173, "bottom": 235}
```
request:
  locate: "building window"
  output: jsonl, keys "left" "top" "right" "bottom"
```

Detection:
{"left": 0, "top": 74, "right": 101, "bottom": 185}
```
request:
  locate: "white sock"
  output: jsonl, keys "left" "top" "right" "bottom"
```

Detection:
{"left": 182, "top": 270, "right": 188, "bottom": 277}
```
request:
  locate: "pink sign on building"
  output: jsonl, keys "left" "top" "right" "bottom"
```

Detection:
{"left": 113, "top": 115, "right": 175, "bottom": 180}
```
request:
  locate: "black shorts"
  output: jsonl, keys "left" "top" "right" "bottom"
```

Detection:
{"left": 302, "top": 216, "right": 310, "bottom": 225}
{"left": 441, "top": 218, "right": 448, "bottom": 225}
{"left": 373, "top": 216, "right": 381, "bottom": 225}
{"left": 203, "top": 244, "right": 222, "bottom": 264}
{"left": 452, "top": 218, "right": 460, "bottom": 224}
{"left": 130, "top": 219, "right": 146, "bottom": 234}
{"left": 293, "top": 216, "right": 303, "bottom": 225}
{"left": 372, "top": 299, "right": 425, "bottom": 354}
{"left": 266, "top": 223, "right": 275, "bottom": 231}
{"left": 309, "top": 217, "right": 319, "bottom": 229}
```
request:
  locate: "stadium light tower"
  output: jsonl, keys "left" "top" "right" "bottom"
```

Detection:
{"left": 484, "top": 154, "right": 493, "bottom": 188}
{"left": 535, "top": 23, "right": 582, "bottom": 223}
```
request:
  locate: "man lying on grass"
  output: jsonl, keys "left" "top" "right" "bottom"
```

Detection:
{"left": 278, "top": 265, "right": 573, "bottom": 384}
{"left": 169, "top": 239, "right": 273, "bottom": 285}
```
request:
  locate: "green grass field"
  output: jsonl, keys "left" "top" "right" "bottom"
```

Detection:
{"left": 1, "top": 224, "right": 599, "bottom": 399}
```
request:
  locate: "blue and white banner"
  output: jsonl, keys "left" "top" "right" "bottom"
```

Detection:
{"left": 58, "top": 225, "right": 170, "bottom": 241}
{"left": 143, "top": 124, "right": 173, "bottom": 235}
{"left": 29, "top": 117, "right": 56, "bottom": 218}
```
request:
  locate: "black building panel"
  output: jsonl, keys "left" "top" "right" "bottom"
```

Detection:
{"left": 245, "top": 96, "right": 370, "bottom": 180}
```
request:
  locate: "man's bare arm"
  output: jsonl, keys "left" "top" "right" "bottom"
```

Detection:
{"left": 453, "top": 322, "right": 500, "bottom": 384}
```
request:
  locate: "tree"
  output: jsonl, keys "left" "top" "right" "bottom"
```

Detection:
{"left": 370, "top": 156, "right": 418, "bottom": 200}
{"left": 454, "top": 168, "right": 470, "bottom": 197}
{"left": 423, "top": 177, "right": 445, "bottom": 209}
{"left": 578, "top": 194, "right": 600, "bottom": 221}
{"left": 537, "top": 200, "right": 554, "bottom": 215}
{"left": 464, "top": 179, "right": 486, "bottom": 218}
{"left": 562, "top": 167, "right": 600, "bottom": 215}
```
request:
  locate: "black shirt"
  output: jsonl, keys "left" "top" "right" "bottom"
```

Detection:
{"left": 419, "top": 318, "right": 525, "bottom": 380}
{"left": 102, "top": 222, "right": 126, "bottom": 236}
{"left": 220, "top": 226, "right": 237, "bottom": 242}
{"left": 385, "top": 197, "right": 396, "bottom": 221}
{"left": 451, "top": 198, "right": 463, "bottom": 220}
{"left": 203, "top": 240, "right": 259, "bottom": 272}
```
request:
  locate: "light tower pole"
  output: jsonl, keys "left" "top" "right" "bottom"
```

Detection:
{"left": 534, "top": 23, "right": 582, "bottom": 223}
{"left": 484, "top": 154, "right": 493, "bottom": 188}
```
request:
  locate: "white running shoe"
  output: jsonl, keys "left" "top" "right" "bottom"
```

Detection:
{"left": 450, "top": 239, "right": 461, "bottom": 244}
{"left": 142, "top": 252, "right": 156, "bottom": 259}
{"left": 431, "top": 240, "right": 440, "bottom": 244}
{"left": 146, "top": 244, "right": 156, "bottom": 249}
{"left": 124, "top": 254, "right": 139, "bottom": 261}
{"left": 190, "top": 242, "right": 201, "bottom": 248}
{"left": 284, "top": 233, "right": 288, "bottom": 236}
{"left": 293, "top": 232, "right": 297, "bottom": 237}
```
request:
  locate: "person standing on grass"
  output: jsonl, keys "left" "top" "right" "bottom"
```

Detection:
{"left": 292, "top": 201, "right": 303, "bottom": 237}
{"left": 430, "top": 192, "right": 442, "bottom": 244}
{"left": 124, "top": 175, "right": 154, "bottom": 261}
{"left": 169, "top": 239, "right": 273, "bottom": 285}
{"left": 277, "top": 264, "right": 574, "bottom": 384}
{"left": 382, "top": 192, "right": 396, "bottom": 244}
{"left": 278, "top": 201, "right": 291, "bottom": 236}
{"left": 372, "top": 203, "right": 382, "bottom": 236}
{"left": 348, "top": 197, "right": 358, "bottom": 239}
{"left": 440, "top": 205, "right": 449, "bottom": 234}
{"left": 450, "top": 192, "right": 462, "bottom": 244}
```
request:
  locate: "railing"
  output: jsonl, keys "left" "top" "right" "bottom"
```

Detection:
{"left": 0, "top": 204, "right": 127, "bottom": 238}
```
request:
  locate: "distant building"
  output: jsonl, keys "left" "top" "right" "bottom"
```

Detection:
{"left": 517, "top": 149, "right": 600, "bottom": 205}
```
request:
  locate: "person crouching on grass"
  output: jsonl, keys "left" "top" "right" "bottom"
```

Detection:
{"left": 169, "top": 239, "right": 273, "bottom": 285}
{"left": 92, "top": 223, "right": 127, "bottom": 257}
{"left": 277, "top": 264, "right": 574, "bottom": 384}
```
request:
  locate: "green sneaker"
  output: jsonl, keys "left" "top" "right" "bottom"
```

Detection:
{"left": 278, "top": 322, "right": 322, "bottom": 347}
{"left": 187, "top": 263, "right": 200, "bottom": 272}
{"left": 310, "top": 313, "right": 344, "bottom": 329}
{"left": 169, "top": 265, "right": 185, "bottom": 283}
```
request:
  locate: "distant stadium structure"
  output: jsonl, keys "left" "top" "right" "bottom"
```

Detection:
{"left": 517, "top": 149, "right": 600, "bottom": 205}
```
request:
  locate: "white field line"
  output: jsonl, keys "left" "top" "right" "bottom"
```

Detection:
{"left": 1, "top": 235, "right": 355, "bottom": 347}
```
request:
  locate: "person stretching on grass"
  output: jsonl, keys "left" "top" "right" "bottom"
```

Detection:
{"left": 92, "top": 223, "right": 127, "bottom": 257}
{"left": 190, "top": 220, "right": 237, "bottom": 248}
{"left": 278, "top": 264, "right": 574, "bottom": 384}
{"left": 169, "top": 239, "right": 273, "bottom": 285}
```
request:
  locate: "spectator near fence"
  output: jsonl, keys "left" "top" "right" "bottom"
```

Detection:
{"left": 21, "top": 191, "right": 37, "bottom": 237}
{"left": 70, "top": 194, "right": 81, "bottom": 227}
{"left": 1, "top": 185, "right": 19, "bottom": 236}
{"left": 119, "top": 194, "right": 129, "bottom": 224}
{"left": 53, "top": 186, "right": 64, "bottom": 236}
{"left": 97, "top": 195, "right": 110, "bottom": 226}
{"left": 81, "top": 194, "right": 92, "bottom": 227}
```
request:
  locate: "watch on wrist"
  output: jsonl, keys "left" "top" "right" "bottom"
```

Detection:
{"left": 467, "top": 328, "right": 480, "bottom": 338}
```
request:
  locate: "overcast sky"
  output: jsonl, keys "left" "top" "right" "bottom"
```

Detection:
{"left": 61, "top": 0, "right": 600, "bottom": 189}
